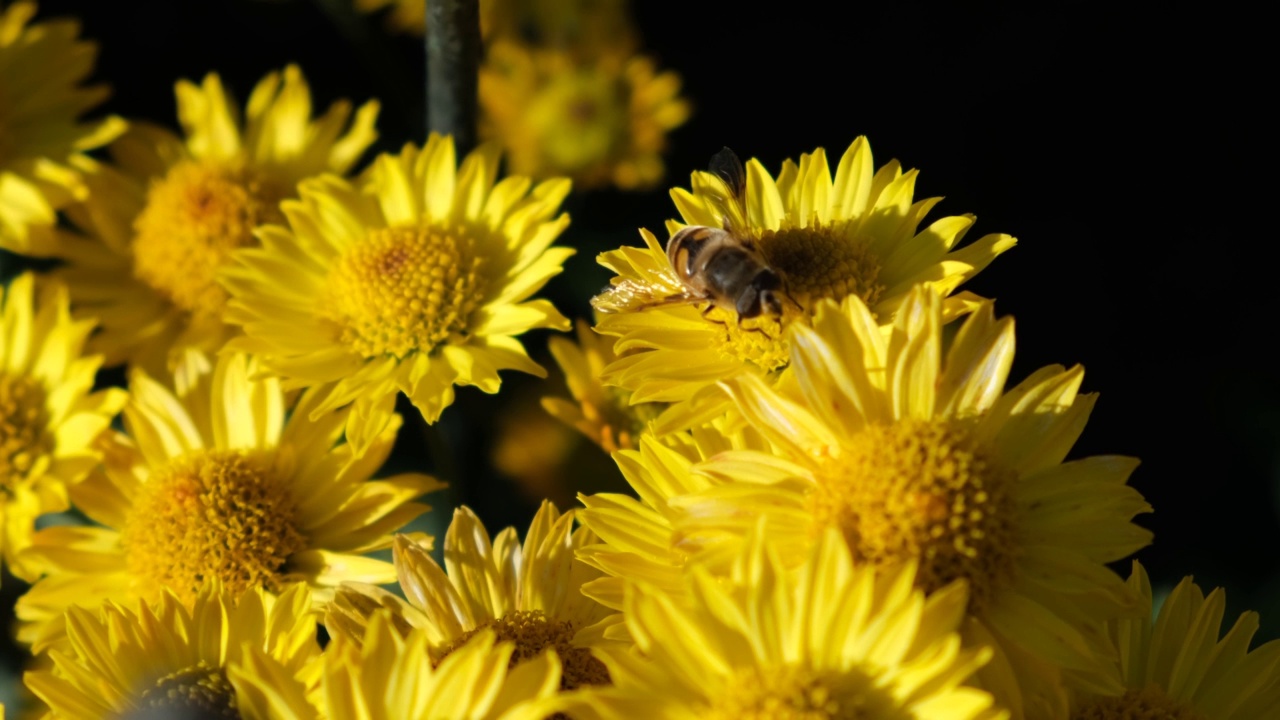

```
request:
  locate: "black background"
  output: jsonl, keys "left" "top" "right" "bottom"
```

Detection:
{"left": 16, "top": 0, "right": 1279, "bottom": 653}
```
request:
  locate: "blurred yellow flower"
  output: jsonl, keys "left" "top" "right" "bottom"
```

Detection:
{"left": 15, "top": 352, "right": 440, "bottom": 651}
{"left": 0, "top": 1, "right": 124, "bottom": 254}
{"left": 323, "top": 612, "right": 563, "bottom": 720}
{"left": 25, "top": 582, "right": 322, "bottom": 719}
{"left": 328, "top": 502, "right": 616, "bottom": 693}
{"left": 480, "top": 40, "right": 689, "bottom": 190}
{"left": 1070, "top": 562, "right": 1280, "bottom": 720}
{"left": 222, "top": 134, "right": 573, "bottom": 425}
{"left": 0, "top": 273, "right": 125, "bottom": 582}
{"left": 358, "top": 0, "right": 633, "bottom": 50}
{"left": 567, "top": 526, "right": 1005, "bottom": 720}
{"left": 668, "top": 289, "right": 1152, "bottom": 719}
{"left": 354, "top": 0, "right": 426, "bottom": 35}
{"left": 542, "top": 318, "right": 666, "bottom": 453}
{"left": 595, "top": 137, "right": 1014, "bottom": 404}
{"left": 50, "top": 65, "right": 378, "bottom": 386}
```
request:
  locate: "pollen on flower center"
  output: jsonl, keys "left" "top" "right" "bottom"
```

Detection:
{"left": 0, "top": 374, "right": 52, "bottom": 491}
{"left": 808, "top": 418, "right": 1017, "bottom": 612}
{"left": 128, "top": 661, "right": 239, "bottom": 720}
{"left": 1072, "top": 685, "right": 1207, "bottom": 720}
{"left": 322, "top": 225, "right": 489, "bottom": 359}
{"left": 709, "top": 666, "right": 884, "bottom": 720}
{"left": 439, "top": 610, "right": 610, "bottom": 691}
{"left": 120, "top": 449, "right": 306, "bottom": 604}
{"left": 132, "top": 161, "right": 286, "bottom": 322}
{"left": 757, "top": 224, "right": 884, "bottom": 310}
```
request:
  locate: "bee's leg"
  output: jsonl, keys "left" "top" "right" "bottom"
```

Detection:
{"left": 735, "top": 313, "right": 774, "bottom": 341}
{"left": 740, "top": 325, "right": 774, "bottom": 341}
{"left": 784, "top": 289, "right": 804, "bottom": 313}
{"left": 702, "top": 303, "right": 732, "bottom": 342}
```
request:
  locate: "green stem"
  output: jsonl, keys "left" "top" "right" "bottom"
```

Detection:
{"left": 425, "top": 0, "right": 481, "bottom": 154}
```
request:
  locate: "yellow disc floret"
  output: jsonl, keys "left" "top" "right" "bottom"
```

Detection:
{"left": 1073, "top": 685, "right": 1206, "bottom": 720}
{"left": 132, "top": 161, "right": 286, "bottom": 322}
{"left": 132, "top": 662, "right": 239, "bottom": 720}
{"left": 710, "top": 667, "right": 889, "bottom": 720}
{"left": 121, "top": 449, "right": 306, "bottom": 603}
{"left": 758, "top": 224, "right": 884, "bottom": 309}
{"left": 0, "top": 374, "right": 53, "bottom": 489}
{"left": 809, "top": 418, "right": 1017, "bottom": 611}
{"left": 440, "top": 609, "right": 609, "bottom": 691}
{"left": 323, "top": 225, "right": 488, "bottom": 359}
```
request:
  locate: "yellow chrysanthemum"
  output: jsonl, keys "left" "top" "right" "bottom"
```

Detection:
{"left": 595, "top": 137, "right": 1015, "bottom": 405}
{"left": 25, "top": 582, "right": 322, "bottom": 719}
{"left": 0, "top": 273, "right": 126, "bottom": 581}
{"left": 480, "top": 40, "right": 689, "bottom": 190}
{"left": 48, "top": 65, "right": 378, "bottom": 386}
{"left": 0, "top": 2, "right": 123, "bottom": 254}
{"left": 1070, "top": 562, "right": 1280, "bottom": 720}
{"left": 664, "top": 288, "right": 1153, "bottom": 719}
{"left": 543, "top": 318, "right": 666, "bottom": 453}
{"left": 576, "top": 429, "right": 748, "bottom": 610}
{"left": 356, "top": 0, "right": 630, "bottom": 44}
{"left": 355, "top": 0, "right": 427, "bottom": 35}
{"left": 324, "top": 611, "right": 562, "bottom": 720}
{"left": 222, "top": 133, "right": 573, "bottom": 425}
{"left": 327, "top": 501, "right": 617, "bottom": 692}
{"left": 14, "top": 352, "right": 441, "bottom": 651}
{"left": 567, "top": 525, "right": 1005, "bottom": 720}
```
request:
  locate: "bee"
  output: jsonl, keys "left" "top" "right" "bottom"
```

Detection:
{"left": 592, "top": 148, "right": 793, "bottom": 330}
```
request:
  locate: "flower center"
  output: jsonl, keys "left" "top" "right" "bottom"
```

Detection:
{"left": 595, "top": 385, "right": 665, "bottom": 453}
{"left": 322, "top": 225, "right": 488, "bottom": 359}
{"left": 808, "top": 419, "right": 1017, "bottom": 612}
{"left": 758, "top": 224, "right": 884, "bottom": 310}
{"left": 127, "top": 662, "right": 239, "bottom": 720}
{"left": 0, "top": 373, "right": 52, "bottom": 491}
{"left": 528, "top": 70, "right": 626, "bottom": 174}
{"left": 1073, "top": 685, "right": 1207, "bottom": 720}
{"left": 120, "top": 449, "right": 306, "bottom": 604}
{"left": 439, "top": 610, "right": 609, "bottom": 691}
{"left": 132, "top": 160, "right": 287, "bottom": 322}
{"left": 709, "top": 224, "right": 884, "bottom": 373}
{"left": 709, "top": 666, "right": 899, "bottom": 720}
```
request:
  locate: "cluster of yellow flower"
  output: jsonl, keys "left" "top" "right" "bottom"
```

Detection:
{"left": 0, "top": 1, "right": 1276, "bottom": 719}
{"left": 360, "top": 0, "right": 690, "bottom": 190}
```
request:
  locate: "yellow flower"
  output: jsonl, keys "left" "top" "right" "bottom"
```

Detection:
{"left": 594, "top": 137, "right": 1015, "bottom": 405}
{"left": 14, "top": 352, "right": 441, "bottom": 651}
{"left": 567, "top": 526, "right": 1005, "bottom": 720}
{"left": 0, "top": 2, "right": 124, "bottom": 254}
{"left": 480, "top": 40, "right": 689, "bottom": 190}
{"left": 665, "top": 288, "right": 1152, "bottom": 719}
{"left": 354, "top": 0, "right": 426, "bottom": 35}
{"left": 0, "top": 273, "right": 126, "bottom": 581}
{"left": 361, "top": 0, "right": 634, "bottom": 47}
{"left": 543, "top": 318, "right": 666, "bottom": 453}
{"left": 50, "top": 65, "right": 378, "bottom": 386}
{"left": 323, "top": 612, "right": 563, "bottom": 720}
{"left": 222, "top": 134, "right": 573, "bottom": 425}
{"left": 327, "top": 501, "right": 616, "bottom": 692}
{"left": 576, "top": 430, "right": 746, "bottom": 610}
{"left": 25, "top": 582, "right": 322, "bottom": 720}
{"left": 1070, "top": 562, "right": 1280, "bottom": 720}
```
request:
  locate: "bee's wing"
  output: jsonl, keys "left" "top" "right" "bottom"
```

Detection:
{"left": 591, "top": 279, "right": 697, "bottom": 314}
{"left": 706, "top": 147, "right": 750, "bottom": 235}
{"left": 709, "top": 147, "right": 746, "bottom": 200}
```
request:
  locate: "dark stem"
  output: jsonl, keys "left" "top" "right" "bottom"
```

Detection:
{"left": 425, "top": 0, "right": 481, "bottom": 155}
